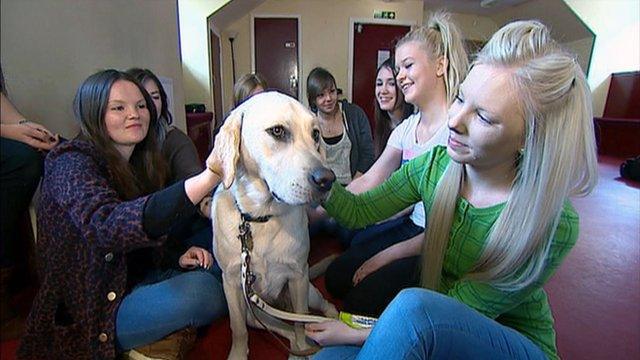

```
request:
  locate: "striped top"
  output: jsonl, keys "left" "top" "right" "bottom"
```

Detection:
{"left": 324, "top": 146, "right": 579, "bottom": 359}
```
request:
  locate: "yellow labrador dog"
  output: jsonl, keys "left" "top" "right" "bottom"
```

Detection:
{"left": 211, "top": 92, "right": 339, "bottom": 359}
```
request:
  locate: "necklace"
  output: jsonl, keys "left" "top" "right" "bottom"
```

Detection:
{"left": 319, "top": 111, "right": 344, "bottom": 138}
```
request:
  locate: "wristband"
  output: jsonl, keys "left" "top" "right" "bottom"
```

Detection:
{"left": 339, "top": 311, "right": 378, "bottom": 329}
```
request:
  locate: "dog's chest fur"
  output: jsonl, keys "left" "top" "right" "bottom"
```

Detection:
{"left": 212, "top": 189, "right": 310, "bottom": 301}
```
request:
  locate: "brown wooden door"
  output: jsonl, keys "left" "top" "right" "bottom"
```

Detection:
{"left": 352, "top": 23, "right": 410, "bottom": 131}
{"left": 254, "top": 17, "right": 299, "bottom": 99}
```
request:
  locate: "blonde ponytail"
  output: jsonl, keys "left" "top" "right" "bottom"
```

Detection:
{"left": 396, "top": 11, "right": 469, "bottom": 105}
{"left": 426, "top": 12, "right": 469, "bottom": 105}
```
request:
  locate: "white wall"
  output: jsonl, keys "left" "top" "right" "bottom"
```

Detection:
{"left": 564, "top": 37, "right": 595, "bottom": 76}
{"left": 565, "top": 0, "right": 640, "bottom": 117}
{"left": 0, "top": 0, "right": 187, "bottom": 137}
{"left": 178, "top": 0, "right": 230, "bottom": 111}
{"left": 219, "top": 0, "right": 424, "bottom": 113}
{"left": 448, "top": 12, "right": 497, "bottom": 42}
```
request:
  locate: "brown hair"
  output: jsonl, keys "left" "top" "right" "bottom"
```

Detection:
{"left": 233, "top": 73, "right": 267, "bottom": 107}
{"left": 373, "top": 58, "right": 414, "bottom": 157}
{"left": 306, "top": 67, "right": 337, "bottom": 113}
{"left": 73, "top": 69, "right": 168, "bottom": 200}
{"left": 127, "top": 68, "right": 173, "bottom": 145}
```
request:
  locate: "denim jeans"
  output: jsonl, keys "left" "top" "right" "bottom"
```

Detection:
{"left": 115, "top": 267, "right": 227, "bottom": 350}
{"left": 313, "top": 288, "right": 546, "bottom": 360}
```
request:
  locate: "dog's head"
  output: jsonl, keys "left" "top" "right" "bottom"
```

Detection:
{"left": 214, "top": 91, "right": 335, "bottom": 206}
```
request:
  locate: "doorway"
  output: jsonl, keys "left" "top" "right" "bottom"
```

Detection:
{"left": 252, "top": 16, "right": 300, "bottom": 99}
{"left": 349, "top": 20, "right": 412, "bottom": 131}
{"left": 209, "top": 29, "right": 223, "bottom": 129}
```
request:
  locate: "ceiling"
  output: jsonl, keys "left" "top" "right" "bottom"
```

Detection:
{"left": 423, "top": 0, "right": 593, "bottom": 42}
{"left": 208, "top": 0, "right": 265, "bottom": 31}
{"left": 208, "top": 0, "right": 593, "bottom": 43}
{"left": 422, "top": 0, "right": 532, "bottom": 16}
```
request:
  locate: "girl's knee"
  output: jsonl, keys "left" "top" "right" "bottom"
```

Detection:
{"left": 389, "top": 288, "right": 445, "bottom": 316}
{"left": 393, "top": 288, "right": 430, "bottom": 308}
{"left": 390, "top": 288, "right": 464, "bottom": 323}
{"left": 179, "top": 272, "right": 227, "bottom": 325}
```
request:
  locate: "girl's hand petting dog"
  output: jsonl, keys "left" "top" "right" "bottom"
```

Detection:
{"left": 179, "top": 246, "right": 213, "bottom": 270}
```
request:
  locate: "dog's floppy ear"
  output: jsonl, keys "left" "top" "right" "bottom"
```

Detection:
{"left": 212, "top": 109, "right": 243, "bottom": 189}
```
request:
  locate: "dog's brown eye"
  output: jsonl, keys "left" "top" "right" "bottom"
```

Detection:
{"left": 312, "top": 129, "right": 320, "bottom": 142}
{"left": 267, "top": 125, "right": 288, "bottom": 140}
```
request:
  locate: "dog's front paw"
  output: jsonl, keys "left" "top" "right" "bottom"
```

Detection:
{"left": 288, "top": 353, "right": 315, "bottom": 360}
{"left": 323, "top": 303, "right": 339, "bottom": 319}
{"left": 227, "top": 344, "right": 248, "bottom": 360}
{"left": 288, "top": 340, "right": 320, "bottom": 360}
{"left": 290, "top": 334, "right": 320, "bottom": 357}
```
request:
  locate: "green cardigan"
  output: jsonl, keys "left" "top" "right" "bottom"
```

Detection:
{"left": 324, "top": 145, "right": 578, "bottom": 359}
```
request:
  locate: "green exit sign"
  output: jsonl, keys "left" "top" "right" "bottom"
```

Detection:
{"left": 374, "top": 10, "right": 396, "bottom": 19}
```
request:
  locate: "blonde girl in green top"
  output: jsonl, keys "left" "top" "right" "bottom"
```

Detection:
{"left": 306, "top": 20, "right": 597, "bottom": 360}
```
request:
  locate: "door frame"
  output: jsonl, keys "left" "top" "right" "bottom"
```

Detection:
{"left": 251, "top": 14, "right": 302, "bottom": 100}
{"left": 208, "top": 22, "right": 225, "bottom": 129}
{"left": 347, "top": 18, "right": 416, "bottom": 102}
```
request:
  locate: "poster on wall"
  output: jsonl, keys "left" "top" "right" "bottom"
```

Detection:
{"left": 377, "top": 50, "right": 391, "bottom": 69}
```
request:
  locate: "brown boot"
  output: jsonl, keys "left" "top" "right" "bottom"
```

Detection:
{"left": 123, "top": 327, "right": 197, "bottom": 360}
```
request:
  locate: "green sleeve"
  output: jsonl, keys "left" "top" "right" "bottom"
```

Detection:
{"left": 323, "top": 150, "right": 437, "bottom": 229}
{"left": 446, "top": 207, "right": 579, "bottom": 318}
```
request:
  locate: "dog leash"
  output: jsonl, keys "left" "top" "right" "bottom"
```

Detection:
{"left": 237, "top": 213, "right": 379, "bottom": 355}
{"left": 238, "top": 214, "right": 324, "bottom": 357}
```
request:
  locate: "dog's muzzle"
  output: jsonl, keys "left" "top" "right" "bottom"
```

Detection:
{"left": 308, "top": 167, "right": 336, "bottom": 193}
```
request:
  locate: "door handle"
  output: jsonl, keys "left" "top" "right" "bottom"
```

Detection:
{"left": 289, "top": 74, "right": 298, "bottom": 91}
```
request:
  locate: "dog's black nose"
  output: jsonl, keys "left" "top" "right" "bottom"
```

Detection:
{"left": 309, "top": 167, "right": 335, "bottom": 192}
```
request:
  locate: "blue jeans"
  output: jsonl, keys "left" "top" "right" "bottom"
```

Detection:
{"left": 313, "top": 288, "right": 546, "bottom": 360}
{"left": 115, "top": 267, "right": 227, "bottom": 350}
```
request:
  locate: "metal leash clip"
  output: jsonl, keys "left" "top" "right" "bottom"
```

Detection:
{"left": 238, "top": 220, "right": 253, "bottom": 251}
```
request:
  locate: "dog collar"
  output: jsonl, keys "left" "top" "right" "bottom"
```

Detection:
{"left": 241, "top": 212, "right": 272, "bottom": 223}
{"left": 235, "top": 201, "right": 272, "bottom": 223}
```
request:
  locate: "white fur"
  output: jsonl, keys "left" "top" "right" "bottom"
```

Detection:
{"left": 211, "top": 92, "right": 338, "bottom": 360}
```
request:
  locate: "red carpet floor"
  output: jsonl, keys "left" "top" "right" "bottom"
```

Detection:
{"left": 544, "top": 156, "right": 640, "bottom": 359}
{"left": 1, "top": 156, "right": 638, "bottom": 359}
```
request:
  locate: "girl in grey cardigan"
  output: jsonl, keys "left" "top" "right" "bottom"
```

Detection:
{"left": 307, "top": 67, "right": 374, "bottom": 184}
{"left": 306, "top": 67, "right": 375, "bottom": 246}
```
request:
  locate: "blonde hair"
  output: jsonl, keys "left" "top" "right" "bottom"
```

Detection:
{"left": 233, "top": 73, "right": 267, "bottom": 107}
{"left": 421, "top": 20, "right": 598, "bottom": 291}
{"left": 396, "top": 11, "right": 469, "bottom": 105}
